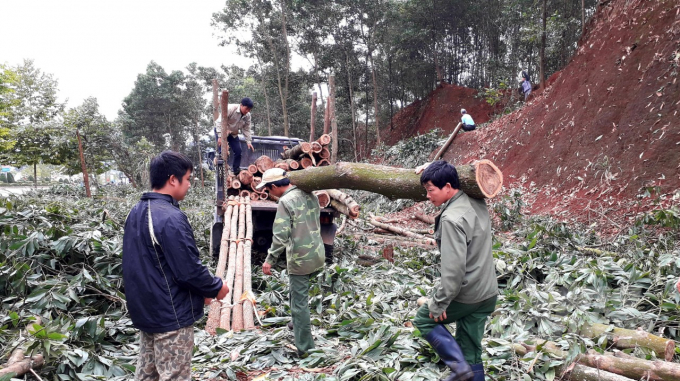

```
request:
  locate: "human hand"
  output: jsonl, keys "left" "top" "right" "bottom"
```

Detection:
{"left": 247, "top": 143, "right": 254, "bottom": 151}
{"left": 676, "top": 278, "right": 680, "bottom": 294}
{"left": 204, "top": 298, "right": 213, "bottom": 305}
{"left": 417, "top": 297, "right": 429, "bottom": 307}
{"left": 262, "top": 262, "right": 272, "bottom": 275}
{"left": 429, "top": 311, "right": 447, "bottom": 323}
{"left": 415, "top": 162, "right": 431, "bottom": 175}
{"left": 216, "top": 283, "right": 229, "bottom": 300}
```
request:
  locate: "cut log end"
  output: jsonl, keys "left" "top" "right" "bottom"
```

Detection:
{"left": 475, "top": 159, "right": 503, "bottom": 198}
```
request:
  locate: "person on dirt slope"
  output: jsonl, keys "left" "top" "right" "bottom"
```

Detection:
{"left": 258, "top": 168, "right": 325, "bottom": 357}
{"left": 460, "top": 109, "right": 476, "bottom": 131}
{"left": 413, "top": 160, "right": 498, "bottom": 381}
{"left": 215, "top": 97, "right": 255, "bottom": 173}
{"left": 122, "top": 150, "right": 229, "bottom": 381}
{"left": 520, "top": 71, "right": 532, "bottom": 101}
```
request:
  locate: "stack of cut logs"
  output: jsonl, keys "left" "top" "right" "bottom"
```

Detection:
{"left": 226, "top": 134, "right": 333, "bottom": 201}
{"left": 206, "top": 196, "right": 256, "bottom": 334}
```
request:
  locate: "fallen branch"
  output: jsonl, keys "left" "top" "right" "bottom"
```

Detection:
{"left": 414, "top": 211, "right": 436, "bottom": 225}
{"left": 368, "top": 217, "right": 436, "bottom": 246}
{"left": 0, "top": 349, "right": 45, "bottom": 377}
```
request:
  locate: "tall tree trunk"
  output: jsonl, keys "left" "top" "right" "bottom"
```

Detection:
{"left": 76, "top": 128, "right": 91, "bottom": 197}
{"left": 194, "top": 115, "right": 204, "bottom": 189}
{"left": 257, "top": 7, "right": 288, "bottom": 137}
{"left": 369, "top": 52, "right": 381, "bottom": 147}
{"left": 329, "top": 75, "right": 338, "bottom": 164}
{"left": 310, "top": 92, "right": 317, "bottom": 142}
{"left": 33, "top": 163, "right": 37, "bottom": 188}
{"left": 540, "top": 0, "right": 547, "bottom": 89}
{"left": 346, "top": 52, "right": 358, "bottom": 162}
{"left": 220, "top": 90, "right": 230, "bottom": 163}
{"left": 256, "top": 58, "right": 273, "bottom": 136}
{"left": 279, "top": 0, "right": 291, "bottom": 137}
{"left": 582, "top": 0, "right": 586, "bottom": 36}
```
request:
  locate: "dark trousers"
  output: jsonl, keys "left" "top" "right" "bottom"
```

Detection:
{"left": 462, "top": 124, "right": 476, "bottom": 132}
{"left": 227, "top": 134, "right": 242, "bottom": 172}
{"left": 413, "top": 295, "right": 497, "bottom": 365}
{"left": 289, "top": 273, "right": 315, "bottom": 354}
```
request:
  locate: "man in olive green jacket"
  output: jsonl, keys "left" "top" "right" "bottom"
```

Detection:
{"left": 413, "top": 160, "right": 498, "bottom": 381}
{"left": 257, "top": 168, "right": 325, "bottom": 356}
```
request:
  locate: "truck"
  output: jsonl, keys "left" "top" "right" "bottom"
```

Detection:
{"left": 208, "top": 134, "right": 338, "bottom": 264}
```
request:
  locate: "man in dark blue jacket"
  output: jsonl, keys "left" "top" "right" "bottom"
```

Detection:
{"left": 123, "top": 151, "right": 228, "bottom": 381}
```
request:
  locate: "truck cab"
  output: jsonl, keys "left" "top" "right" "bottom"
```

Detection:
{"left": 210, "top": 134, "right": 337, "bottom": 264}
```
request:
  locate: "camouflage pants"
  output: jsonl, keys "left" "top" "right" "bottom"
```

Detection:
{"left": 135, "top": 326, "right": 194, "bottom": 381}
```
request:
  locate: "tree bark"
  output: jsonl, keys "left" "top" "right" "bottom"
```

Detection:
{"left": 220, "top": 90, "right": 230, "bottom": 162}
{"left": 0, "top": 349, "right": 44, "bottom": 377}
{"left": 212, "top": 79, "right": 220, "bottom": 122}
{"left": 194, "top": 115, "right": 204, "bottom": 189}
{"left": 582, "top": 0, "right": 586, "bottom": 36}
{"left": 522, "top": 339, "right": 676, "bottom": 381}
{"left": 433, "top": 123, "right": 462, "bottom": 161}
{"left": 329, "top": 75, "right": 338, "bottom": 164}
{"left": 281, "top": 142, "right": 311, "bottom": 160}
{"left": 279, "top": 0, "right": 291, "bottom": 137}
{"left": 346, "top": 52, "right": 358, "bottom": 161}
{"left": 579, "top": 323, "right": 675, "bottom": 361}
{"left": 232, "top": 197, "right": 246, "bottom": 331}
{"left": 219, "top": 201, "right": 240, "bottom": 330}
{"left": 310, "top": 92, "right": 317, "bottom": 142}
{"left": 368, "top": 217, "right": 436, "bottom": 246}
{"left": 414, "top": 211, "right": 436, "bottom": 225}
{"left": 369, "top": 52, "right": 381, "bottom": 147}
{"left": 256, "top": 57, "right": 273, "bottom": 136}
{"left": 326, "top": 189, "right": 360, "bottom": 217}
{"left": 287, "top": 161, "right": 503, "bottom": 201}
{"left": 243, "top": 198, "right": 255, "bottom": 329}
{"left": 76, "top": 128, "right": 91, "bottom": 197}
{"left": 206, "top": 196, "right": 236, "bottom": 335}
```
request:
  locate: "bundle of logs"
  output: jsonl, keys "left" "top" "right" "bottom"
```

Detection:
{"left": 225, "top": 134, "right": 333, "bottom": 201}
{"left": 512, "top": 323, "right": 679, "bottom": 381}
{"left": 206, "top": 196, "right": 257, "bottom": 334}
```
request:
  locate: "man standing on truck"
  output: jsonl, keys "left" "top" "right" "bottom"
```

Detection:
{"left": 257, "top": 168, "right": 325, "bottom": 357}
{"left": 123, "top": 150, "right": 229, "bottom": 380}
{"left": 412, "top": 160, "right": 498, "bottom": 381}
{"left": 216, "top": 97, "right": 255, "bottom": 173}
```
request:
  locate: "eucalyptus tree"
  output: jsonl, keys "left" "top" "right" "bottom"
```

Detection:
{"left": 62, "top": 98, "right": 114, "bottom": 187}
{"left": 0, "top": 60, "right": 66, "bottom": 184}
{"left": 0, "top": 64, "right": 19, "bottom": 150}
{"left": 119, "top": 61, "right": 192, "bottom": 151}
{"left": 213, "top": 0, "right": 293, "bottom": 136}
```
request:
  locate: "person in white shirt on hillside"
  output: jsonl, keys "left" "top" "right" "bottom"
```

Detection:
{"left": 460, "top": 109, "right": 476, "bottom": 132}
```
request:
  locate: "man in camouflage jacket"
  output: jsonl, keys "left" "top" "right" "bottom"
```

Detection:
{"left": 257, "top": 168, "right": 325, "bottom": 355}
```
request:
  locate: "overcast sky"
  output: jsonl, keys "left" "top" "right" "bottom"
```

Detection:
{"left": 1, "top": 0, "right": 244, "bottom": 120}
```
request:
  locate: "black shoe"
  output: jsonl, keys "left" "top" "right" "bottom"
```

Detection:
{"left": 287, "top": 321, "right": 294, "bottom": 331}
{"left": 470, "top": 363, "right": 484, "bottom": 381}
{"left": 424, "top": 325, "right": 474, "bottom": 381}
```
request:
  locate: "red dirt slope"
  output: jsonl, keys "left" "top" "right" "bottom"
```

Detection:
{"left": 382, "top": 84, "right": 495, "bottom": 146}
{"left": 391, "top": 0, "right": 680, "bottom": 218}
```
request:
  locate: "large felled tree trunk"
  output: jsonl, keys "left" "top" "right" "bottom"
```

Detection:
{"left": 288, "top": 161, "right": 503, "bottom": 200}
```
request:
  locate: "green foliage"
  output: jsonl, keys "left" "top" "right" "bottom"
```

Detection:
{"left": 375, "top": 129, "right": 444, "bottom": 168}
{"left": 490, "top": 189, "right": 526, "bottom": 231}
